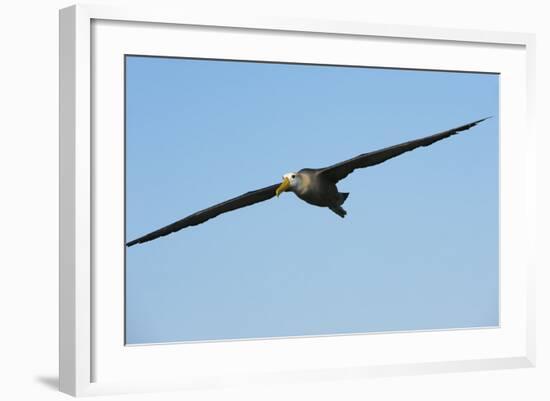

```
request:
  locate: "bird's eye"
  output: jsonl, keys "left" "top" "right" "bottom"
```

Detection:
{"left": 291, "top": 175, "right": 295, "bottom": 179}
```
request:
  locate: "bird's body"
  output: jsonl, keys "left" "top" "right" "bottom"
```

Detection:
{"left": 127, "top": 118, "right": 490, "bottom": 247}
{"left": 284, "top": 169, "right": 349, "bottom": 217}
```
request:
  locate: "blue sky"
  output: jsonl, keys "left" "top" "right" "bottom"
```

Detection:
{"left": 125, "top": 56, "right": 499, "bottom": 344}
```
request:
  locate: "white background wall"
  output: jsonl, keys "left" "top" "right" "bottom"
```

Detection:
{"left": 0, "top": 0, "right": 547, "bottom": 399}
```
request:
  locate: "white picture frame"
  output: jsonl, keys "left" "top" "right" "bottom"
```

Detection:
{"left": 59, "top": 4, "right": 536, "bottom": 397}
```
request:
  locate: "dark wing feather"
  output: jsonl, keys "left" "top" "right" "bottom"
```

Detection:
{"left": 126, "top": 183, "right": 280, "bottom": 247}
{"left": 320, "top": 118, "right": 490, "bottom": 183}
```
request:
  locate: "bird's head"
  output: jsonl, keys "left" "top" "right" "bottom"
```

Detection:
{"left": 276, "top": 172, "right": 299, "bottom": 197}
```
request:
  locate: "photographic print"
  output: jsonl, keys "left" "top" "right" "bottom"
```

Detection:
{"left": 125, "top": 56, "right": 499, "bottom": 344}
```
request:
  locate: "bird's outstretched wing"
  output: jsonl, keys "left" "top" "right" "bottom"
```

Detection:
{"left": 319, "top": 118, "right": 490, "bottom": 183}
{"left": 126, "top": 183, "right": 280, "bottom": 247}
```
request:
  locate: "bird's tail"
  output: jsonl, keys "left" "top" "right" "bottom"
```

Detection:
{"left": 339, "top": 192, "right": 350, "bottom": 205}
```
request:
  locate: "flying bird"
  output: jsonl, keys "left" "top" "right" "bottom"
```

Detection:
{"left": 127, "top": 117, "right": 490, "bottom": 247}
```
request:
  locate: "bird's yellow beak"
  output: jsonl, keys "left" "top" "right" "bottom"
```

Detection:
{"left": 276, "top": 177, "right": 290, "bottom": 197}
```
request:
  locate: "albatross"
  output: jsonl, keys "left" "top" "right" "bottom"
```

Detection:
{"left": 127, "top": 117, "right": 490, "bottom": 247}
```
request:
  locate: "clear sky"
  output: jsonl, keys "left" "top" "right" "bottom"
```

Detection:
{"left": 125, "top": 55, "right": 499, "bottom": 344}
